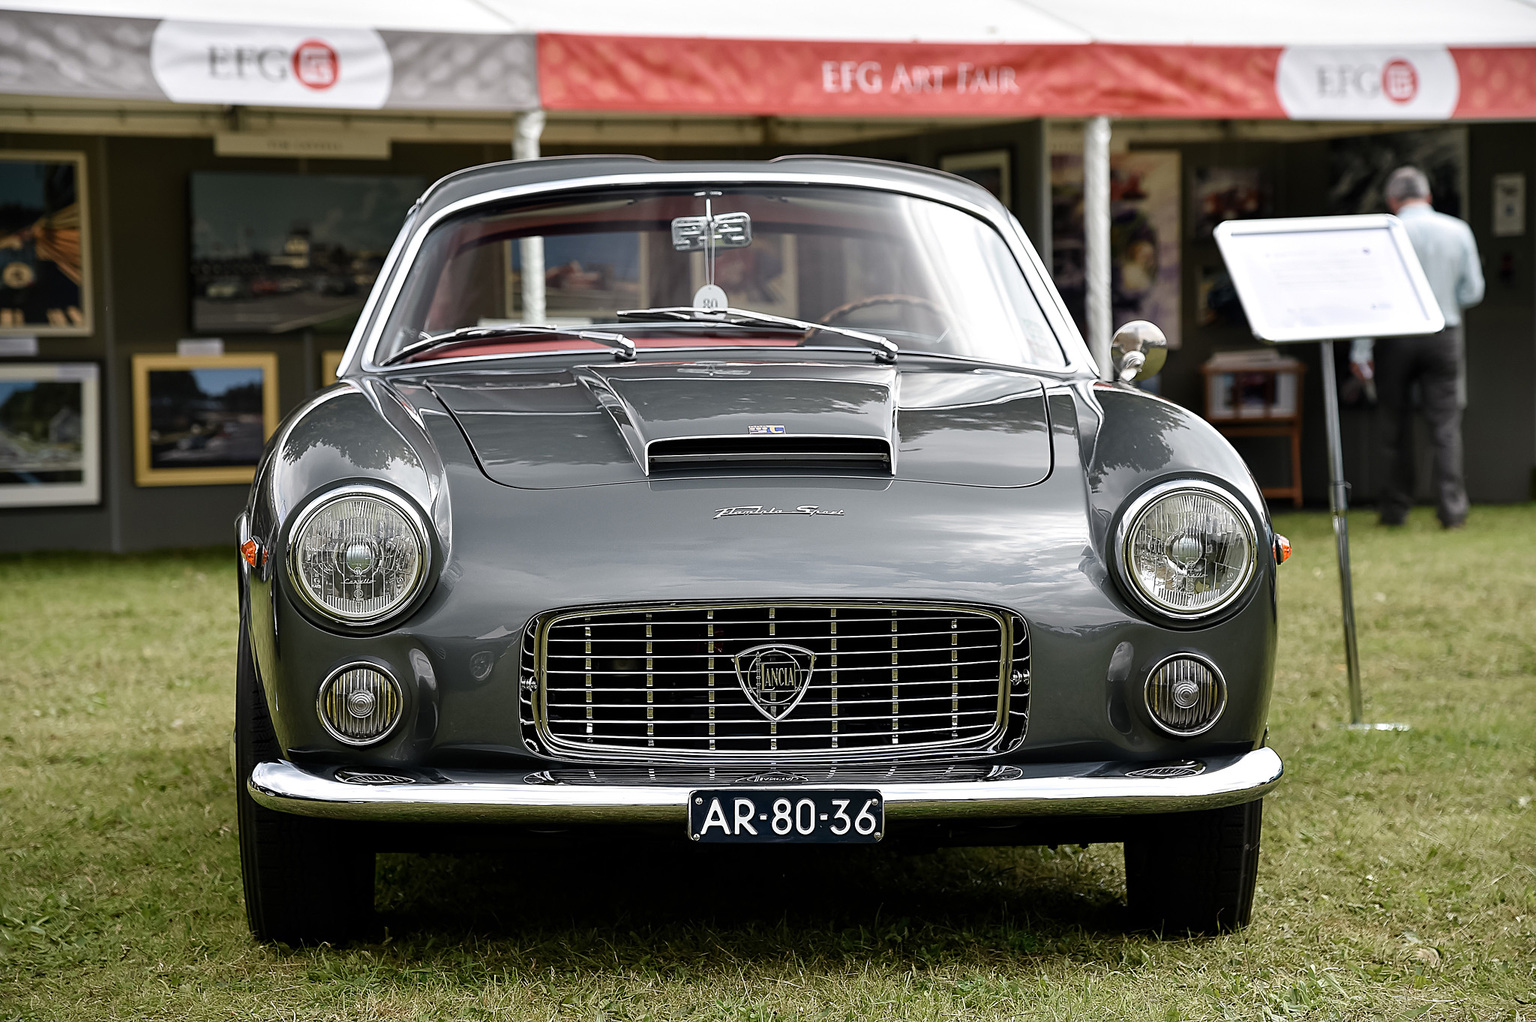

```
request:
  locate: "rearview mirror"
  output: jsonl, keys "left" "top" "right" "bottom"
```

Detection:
{"left": 671, "top": 211, "right": 753, "bottom": 251}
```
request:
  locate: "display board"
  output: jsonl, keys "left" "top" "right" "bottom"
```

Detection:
{"left": 1213, "top": 214, "right": 1444, "bottom": 343}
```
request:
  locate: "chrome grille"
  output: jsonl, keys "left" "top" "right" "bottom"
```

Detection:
{"left": 532, "top": 603, "right": 1017, "bottom": 761}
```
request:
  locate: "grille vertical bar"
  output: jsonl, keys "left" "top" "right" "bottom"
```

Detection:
{"left": 533, "top": 603, "right": 1019, "bottom": 762}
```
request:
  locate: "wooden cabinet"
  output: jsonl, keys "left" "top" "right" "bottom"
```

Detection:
{"left": 1201, "top": 354, "right": 1306, "bottom": 508}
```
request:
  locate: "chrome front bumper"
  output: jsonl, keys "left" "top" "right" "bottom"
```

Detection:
{"left": 249, "top": 747, "right": 1281, "bottom": 824}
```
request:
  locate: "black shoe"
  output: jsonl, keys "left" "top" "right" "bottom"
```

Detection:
{"left": 1379, "top": 517, "right": 1406, "bottom": 527}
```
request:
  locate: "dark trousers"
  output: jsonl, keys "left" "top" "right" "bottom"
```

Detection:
{"left": 1374, "top": 324, "right": 1468, "bottom": 527}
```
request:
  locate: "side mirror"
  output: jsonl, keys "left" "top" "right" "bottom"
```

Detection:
{"left": 1110, "top": 320, "right": 1167, "bottom": 383}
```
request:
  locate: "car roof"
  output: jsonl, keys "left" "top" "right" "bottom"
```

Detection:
{"left": 412, "top": 154, "right": 1007, "bottom": 224}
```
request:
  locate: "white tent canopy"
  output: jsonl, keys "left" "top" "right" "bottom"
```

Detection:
{"left": 1, "top": 0, "right": 1534, "bottom": 118}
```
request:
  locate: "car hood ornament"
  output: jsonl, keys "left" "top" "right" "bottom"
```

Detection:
{"left": 733, "top": 643, "right": 816, "bottom": 721}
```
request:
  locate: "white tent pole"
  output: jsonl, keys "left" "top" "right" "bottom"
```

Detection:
{"left": 1083, "top": 115, "right": 1112, "bottom": 379}
{"left": 514, "top": 109, "right": 547, "bottom": 324}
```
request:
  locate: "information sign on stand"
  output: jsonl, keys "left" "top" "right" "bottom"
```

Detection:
{"left": 1214, "top": 215, "right": 1444, "bottom": 730}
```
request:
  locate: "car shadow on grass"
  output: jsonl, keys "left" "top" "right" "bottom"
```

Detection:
{"left": 365, "top": 843, "right": 1135, "bottom": 966}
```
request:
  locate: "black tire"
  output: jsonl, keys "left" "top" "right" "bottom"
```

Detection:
{"left": 1123, "top": 798, "right": 1262, "bottom": 935}
{"left": 235, "top": 619, "right": 374, "bottom": 945}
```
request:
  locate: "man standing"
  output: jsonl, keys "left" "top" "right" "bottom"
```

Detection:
{"left": 1351, "top": 166, "right": 1485, "bottom": 529}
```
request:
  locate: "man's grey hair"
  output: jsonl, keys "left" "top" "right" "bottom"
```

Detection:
{"left": 1385, "top": 166, "right": 1432, "bottom": 204}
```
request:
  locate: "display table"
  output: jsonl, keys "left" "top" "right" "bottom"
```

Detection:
{"left": 1201, "top": 351, "right": 1306, "bottom": 507}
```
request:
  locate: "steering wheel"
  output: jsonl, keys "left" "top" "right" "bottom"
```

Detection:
{"left": 817, "top": 293, "right": 945, "bottom": 326}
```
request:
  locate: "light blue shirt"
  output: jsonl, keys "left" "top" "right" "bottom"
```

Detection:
{"left": 1395, "top": 201, "right": 1484, "bottom": 327}
{"left": 1351, "top": 201, "right": 1485, "bottom": 366}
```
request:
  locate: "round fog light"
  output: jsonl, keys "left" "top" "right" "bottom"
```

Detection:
{"left": 1145, "top": 655, "right": 1225, "bottom": 737}
{"left": 318, "top": 664, "right": 403, "bottom": 745}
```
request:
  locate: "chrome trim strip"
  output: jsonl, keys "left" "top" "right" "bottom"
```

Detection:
{"left": 357, "top": 169, "right": 1093, "bottom": 377}
{"left": 249, "top": 747, "right": 1282, "bottom": 823}
{"left": 531, "top": 600, "right": 1015, "bottom": 765}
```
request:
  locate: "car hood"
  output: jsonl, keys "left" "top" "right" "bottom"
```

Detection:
{"left": 422, "top": 359, "right": 1053, "bottom": 489}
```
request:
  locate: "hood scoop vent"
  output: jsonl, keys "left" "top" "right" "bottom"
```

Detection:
{"left": 648, "top": 434, "right": 893, "bottom": 475}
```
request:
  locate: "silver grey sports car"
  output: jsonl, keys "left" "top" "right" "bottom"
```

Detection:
{"left": 235, "top": 155, "right": 1286, "bottom": 944}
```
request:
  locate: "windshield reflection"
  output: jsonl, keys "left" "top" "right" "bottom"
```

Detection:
{"left": 377, "top": 186, "right": 1067, "bottom": 370}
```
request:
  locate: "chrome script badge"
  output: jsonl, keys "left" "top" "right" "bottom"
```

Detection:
{"left": 733, "top": 644, "right": 815, "bottom": 721}
{"left": 713, "top": 505, "right": 845, "bottom": 519}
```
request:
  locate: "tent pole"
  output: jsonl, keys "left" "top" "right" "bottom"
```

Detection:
{"left": 1084, "top": 115, "right": 1112, "bottom": 380}
{"left": 515, "top": 109, "right": 547, "bottom": 324}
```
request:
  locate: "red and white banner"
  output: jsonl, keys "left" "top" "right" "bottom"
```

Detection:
{"left": 538, "top": 34, "right": 1536, "bottom": 121}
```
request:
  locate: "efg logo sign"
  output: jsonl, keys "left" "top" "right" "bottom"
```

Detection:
{"left": 152, "top": 22, "right": 392, "bottom": 108}
{"left": 1277, "top": 46, "right": 1458, "bottom": 120}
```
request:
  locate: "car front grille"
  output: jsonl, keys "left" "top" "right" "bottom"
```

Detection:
{"left": 527, "top": 603, "right": 1022, "bottom": 762}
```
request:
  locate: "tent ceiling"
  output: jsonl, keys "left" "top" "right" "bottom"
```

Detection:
{"left": 1, "top": 0, "right": 1534, "bottom": 123}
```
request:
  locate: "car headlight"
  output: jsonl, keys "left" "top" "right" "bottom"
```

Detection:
{"left": 288, "top": 485, "right": 430, "bottom": 626}
{"left": 1117, "top": 481, "right": 1257, "bottom": 619}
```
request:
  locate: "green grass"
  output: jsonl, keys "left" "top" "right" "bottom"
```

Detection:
{"left": 2, "top": 507, "right": 1534, "bottom": 1021}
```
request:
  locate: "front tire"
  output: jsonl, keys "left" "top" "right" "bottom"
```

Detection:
{"left": 1123, "top": 798, "right": 1262, "bottom": 935}
{"left": 235, "top": 619, "right": 374, "bottom": 945}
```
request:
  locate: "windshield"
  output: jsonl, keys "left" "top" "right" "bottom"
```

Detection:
{"left": 374, "top": 185, "right": 1066, "bottom": 368}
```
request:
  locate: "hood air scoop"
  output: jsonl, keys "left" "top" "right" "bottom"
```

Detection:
{"left": 575, "top": 363, "right": 897, "bottom": 476}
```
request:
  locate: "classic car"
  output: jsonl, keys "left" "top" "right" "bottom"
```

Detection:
{"left": 234, "top": 155, "right": 1286, "bottom": 945}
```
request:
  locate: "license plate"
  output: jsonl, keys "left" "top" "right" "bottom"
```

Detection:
{"left": 687, "top": 789, "right": 884, "bottom": 844}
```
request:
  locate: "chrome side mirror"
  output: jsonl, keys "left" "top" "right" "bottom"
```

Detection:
{"left": 1110, "top": 320, "right": 1167, "bottom": 383}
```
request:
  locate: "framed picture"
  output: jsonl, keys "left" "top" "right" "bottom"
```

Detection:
{"left": 320, "top": 349, "right": 344, "bottom": 386}
{"left": 132, "top": 352, "right": 279, "bottom": 487}
{"left": 1050, "top": 150, "right": 1183, "bottom": 349}
{"left": 0, "top": 361, "right": 100, "bottom": 506}
{"left": 1192, "top": 167, "right": 1271, "bottom": 239}
{"left": 0, "top": 151, "right": 90, "bottom": 336}
{"left": 190, "top": 171, "right": 423, "bottom": 334}
{"left": 940, "top": 149, "right": 1012, "bottom": 207}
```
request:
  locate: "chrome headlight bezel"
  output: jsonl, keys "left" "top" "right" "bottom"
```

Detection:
{"left": 286, "top": 483, "right": 433, "bottom": 629}
{"left": 1114, "top": 479, "right": 1260, "bottom": 622}
{"left": 315, "top": 660, "right": 407, "bottom": 746}
{"left": 1143, "top": 652, "right": 1228, "bottom": 737}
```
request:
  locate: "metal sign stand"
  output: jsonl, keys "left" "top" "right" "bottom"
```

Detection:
{"left": 1213, "top": 214, "right": 1439, "bottom": 733}
{"left": 1318, "top": 340, "right": 1409, "bottom": 731}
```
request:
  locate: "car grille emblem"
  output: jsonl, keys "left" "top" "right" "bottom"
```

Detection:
{"left": 733, "top": 643, "right": 815, "bottom": 721}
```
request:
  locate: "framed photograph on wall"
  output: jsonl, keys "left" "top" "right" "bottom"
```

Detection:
{"left": 940, "top": 149, "right": 1012, "bottom": 208}
{"left": 132, "top": 352, "right": 279, "bottom": 487}
{"left": 0, "top": 151, "right": 91, "bottom": 336}
{"left": 1192, "top": 167, "right": 1271, "bottom": 239}
{"left": 190, "top": 171, "right": 424, "bottom": 335}
{"left": 0, "top": 361, "right": 100, "bottom": 506}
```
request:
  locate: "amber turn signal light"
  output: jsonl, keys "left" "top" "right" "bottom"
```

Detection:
{"left": 1273, "top": 534, "right": 1292, "bottom": 565}
{"left": 240, "top": 538, "right": 264, "bottom": 568}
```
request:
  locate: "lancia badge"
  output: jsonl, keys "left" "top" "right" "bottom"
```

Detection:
{"left": 733, "top": 643, "right": 815, "bottom": 721}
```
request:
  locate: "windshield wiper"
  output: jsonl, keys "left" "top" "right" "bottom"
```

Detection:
{"left": 615, "top": 306, "right": 897, "bottom": 364}
{"left": 385, "top": 324, "right": 636, "bottom": 366}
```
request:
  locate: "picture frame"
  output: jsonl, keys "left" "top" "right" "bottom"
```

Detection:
{"left": 0, "top": 361, "right": 100, "bottom": 506}
{"left": 940, "top": 149, "right": 1012, "bottom": 208}
{"left": 1191, "top": 166, "right": 1271, "bottom": 240}
{"left": 132, "top": 352, "right": 279, "bottom": 487}
{"left": 0, "top": 151, "right": 91, "bottom": 336}
{"left": 189, "top": 171, "right": 423, "bottom": 335}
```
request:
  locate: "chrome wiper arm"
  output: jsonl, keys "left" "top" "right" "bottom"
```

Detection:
{"left": 615, "top": 306, "right": 897, "bottom": 364}
{"left": 384, "top": 324, "right": 636, "bottom": 365}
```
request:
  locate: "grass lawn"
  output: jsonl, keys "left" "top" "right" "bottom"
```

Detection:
{"left": 2, "top": 507, "right": 1533, "bottom": 1021}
